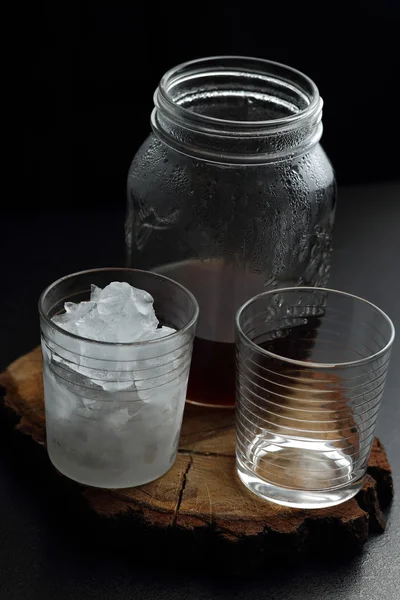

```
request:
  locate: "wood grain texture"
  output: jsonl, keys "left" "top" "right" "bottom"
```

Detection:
{"left": 0, "top": 346, "right": 394, "bottom": 563}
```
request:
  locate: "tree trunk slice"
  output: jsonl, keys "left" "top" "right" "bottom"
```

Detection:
{"left": 0, "top": 346, "right": 394, "bottom": 566}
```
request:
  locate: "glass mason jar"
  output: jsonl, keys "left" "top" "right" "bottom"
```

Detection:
{"left": 126, "top": 56, "right": 337, "bottom": 408}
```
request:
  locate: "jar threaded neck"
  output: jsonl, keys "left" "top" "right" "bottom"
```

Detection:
{"left": 152, "top": 56, "right": 323, "bottom": 164}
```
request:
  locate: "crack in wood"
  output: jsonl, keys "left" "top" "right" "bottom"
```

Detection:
{"left": 178, "top": 448, "right": 234, "bottom": 458}
{"left": 173, "top": 455, "right": 193, "bottom": 527}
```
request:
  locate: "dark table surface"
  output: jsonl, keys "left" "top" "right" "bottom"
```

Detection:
{"left": 1, "top": 183, "right": 399, "bottom": 599}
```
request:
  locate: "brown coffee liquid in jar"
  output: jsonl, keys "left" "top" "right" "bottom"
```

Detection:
{"left": 126, "top": 57, "right": 337, "bottom": 408}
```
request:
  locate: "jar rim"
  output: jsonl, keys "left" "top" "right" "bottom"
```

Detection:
{"left": 156, "top": 55, "right": 321, "bottom": 134}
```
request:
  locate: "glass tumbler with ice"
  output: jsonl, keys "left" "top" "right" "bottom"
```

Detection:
{"left": 39, "top": 268, "right": 198, "bottom": 488}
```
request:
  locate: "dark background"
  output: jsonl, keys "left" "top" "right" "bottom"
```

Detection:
{"left": 22, "top": 1, "right": 399, "bottom": 215}
{"left": 2, "top": 3, "right": 399, "bottom": 598}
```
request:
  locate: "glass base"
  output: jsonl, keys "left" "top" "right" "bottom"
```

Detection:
{"left": 47, "top": 447, "right": 175, "bottom": 489}
{"left": 236, "top": 456, "right": 364, "bottom": 509}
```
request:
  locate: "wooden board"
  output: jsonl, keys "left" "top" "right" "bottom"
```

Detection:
{"left": 0, "top": 347, "right": 394, "bottom": 569}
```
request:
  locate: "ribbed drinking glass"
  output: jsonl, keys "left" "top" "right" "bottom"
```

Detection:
{"left": 235, "top": 287, "right": 394, "bottom": 508}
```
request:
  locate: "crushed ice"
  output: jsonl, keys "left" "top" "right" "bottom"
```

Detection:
{"left": 52, "top": 281, "right": 175, "bottom": 343}
{"left": 50, "top": 282, "right": 176, "bottom": 393}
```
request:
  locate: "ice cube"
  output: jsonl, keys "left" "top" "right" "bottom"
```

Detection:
{"left": 51, "top": 312, "right": 78, "bottom": 335}
{"left": 75, "top": 308, "right": 118, "bottom": 343}
{"left": 64, "top": 300, "right": 96, "bottom": 319}
{"left": 50, "top": 281, "right": 178, "bottom": 393}
{"left": 140, "top": 326, "right": 176, "bottom": 341}
{"left": 93, "top": 281, "right": 159, "bottom": 341}
{"left": 52, "top": 301, "right": 96, "bottom": 336}
{"left": 90, "top": 284, "right": 101, "bottom": 303}
{"left": 52, "top": 281, "right": 175, "bottom": 344}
